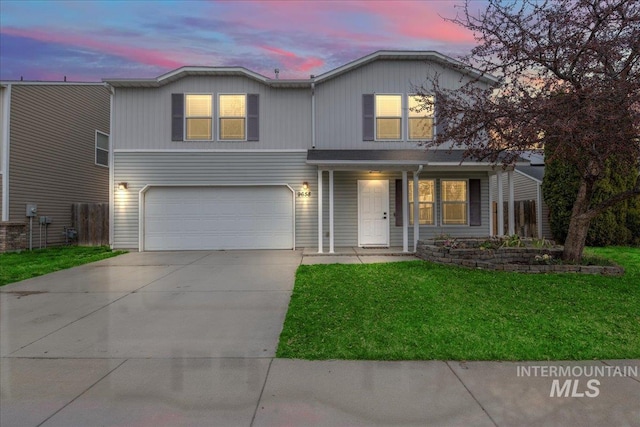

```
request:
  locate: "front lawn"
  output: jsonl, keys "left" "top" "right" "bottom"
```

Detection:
{"left": 0, "top": 246, "right": 126, "bottom": 286}
{"left": 277, "top": 247, "right": 640, "bottom": 361}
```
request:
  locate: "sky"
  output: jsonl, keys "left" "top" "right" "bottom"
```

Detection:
{"left": 0, "top": 0, "right": 485, "bottom": 82}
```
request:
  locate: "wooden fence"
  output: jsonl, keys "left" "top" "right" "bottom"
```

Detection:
{"left": 492, "top": 200, "right": 539, "bottom": 237}
{"left": 71, "top": 203, "right": 109, "bottom": 246}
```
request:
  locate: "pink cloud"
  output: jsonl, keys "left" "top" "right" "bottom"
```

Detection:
{"left": 1, "top": 27, "right": 183, "bottom": 70}
{"left": 347, "top": 1, "right": 476, "bottom": 44}
{"left": 259, "top": 45, "right": 324, "bottom": 75}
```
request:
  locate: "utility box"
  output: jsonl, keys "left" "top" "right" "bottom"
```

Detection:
{"left": 39, "top": 216, "right": 52, "bottom": 224}
{"left": 26, "top": 204, "right": 37, "bottom": 217}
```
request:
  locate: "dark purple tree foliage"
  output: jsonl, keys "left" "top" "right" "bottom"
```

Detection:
{"left": 419, "top": 0, "right": 640, "bottom": 261}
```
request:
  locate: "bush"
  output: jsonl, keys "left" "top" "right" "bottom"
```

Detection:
{"left": 542, "top": 142, "right": 640, "bottom": 247}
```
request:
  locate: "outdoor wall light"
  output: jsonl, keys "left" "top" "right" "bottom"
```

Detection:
{"left": 118, "top": 182, "right": 128, "bottom": 191}
{"left": 302, "top": 182, "right": 309, "bottom": 190}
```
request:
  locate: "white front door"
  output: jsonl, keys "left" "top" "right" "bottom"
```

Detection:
{"left": 358, "top": 180, "right": 389, "bottom": 247}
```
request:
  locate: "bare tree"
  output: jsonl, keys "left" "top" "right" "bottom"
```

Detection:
{"left": 420, "top": 0, "right": 640, "bottom": 262}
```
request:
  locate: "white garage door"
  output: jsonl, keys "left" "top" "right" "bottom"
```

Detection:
{"left": 144, "top": 186, "right": 293, "bottom": 250}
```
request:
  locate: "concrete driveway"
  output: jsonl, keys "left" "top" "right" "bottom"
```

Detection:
{"left": 1, "top": 250, "right": 300, "bottom": 426}
{"left": 1, "top": 250, "right": 639, "bottom": 427}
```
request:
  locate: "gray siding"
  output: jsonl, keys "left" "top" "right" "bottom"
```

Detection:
{"left": 315, "top": 59, "right": 490, "bottom": 150}
{"left": 113, "top": 76, "right": 311, "bottom": 150}
{"left": 0, "top": 174, "right": 3, "bottom": 217}
{"left": 8, "top": 85, "right": 110, "bottom": 245}
{"left": 318, "top": 171, "right": 491, "bottom": 248}
{"left": 113, "top": 151, "right": 317, "bottom": 249}
{"left": 489, "top": 172, "right": 553, "bottom": 239}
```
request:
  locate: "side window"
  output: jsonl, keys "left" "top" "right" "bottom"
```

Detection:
{"left": 185, "top": 94, "right": 212, "bottom": 140}
{"left": 408, "top": 95, "right": 434, "bottom": 140}
{"left": 442, "top": 180, "right": 468, "bottom": 225}
{"left": 375, "top": 94, "right": 402, "bottom": 140}
{"left": 95, "top": 131, "right": 109, "bottom": 167}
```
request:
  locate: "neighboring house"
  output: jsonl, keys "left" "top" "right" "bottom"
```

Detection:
{"left": 489, "top": 152, "right": 552, "bottom": 239}
{"left": 0, "top": 82, "right": 110, "bottom": 250}
{"left": 105, "top": 50, "right": 523, "bottom": 252}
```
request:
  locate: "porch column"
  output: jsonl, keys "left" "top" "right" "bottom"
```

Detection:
{"left": 317, "top": 169, "right": 323, "bottom": 253}
{"left": 488, "top": 174, "right": 495, "bottom": 236}
{"left": 402, "top": 171, "right": 408, "bottom": 252}
{"left": 496, "top": 170, "right": 504, "bottom": 236}
{"left": 507, "top": 170, "right": 515, "bottom": 235}
{"left": 329, "top": 170, "right": 334, "bottom": 253}
{"left": 536, "top": 183, "right": 543, "bottom": 239}
{"left": 413, "top": 171, "right": 420, "bottom": 252}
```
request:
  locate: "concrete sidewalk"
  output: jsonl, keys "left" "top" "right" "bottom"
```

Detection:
{"left": 1, "top": 250, "right": 638, "bottom": 426}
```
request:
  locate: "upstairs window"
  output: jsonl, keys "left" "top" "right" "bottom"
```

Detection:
{"left": 408, "top": 95, "right": 434, "bottom": 140}
{"left": 408, "top": 179, "right": 435, "bottom": 225}
{"left": 95, "top": 131, "right": 109, "bottom": 167}
{"left": 375, "top": 94, "right": 402, "bottom": 140}
{"left": 442, "top": 180, "right": 468, "bottom": 225}
{"left": 219, "top": 94, "right": 246, "bottom": 140}
{"left": 185, "top": 94, "right": 212, "bottom": 140}
{"left": 172, "top": 93, "right": 258, "bottom": 142}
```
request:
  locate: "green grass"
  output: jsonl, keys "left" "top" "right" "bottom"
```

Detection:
{"left": 0, "top": 246, "right": 126, "bottom": 286}
{"left": 277, "top": 247, "right": 640, "bottom": 361}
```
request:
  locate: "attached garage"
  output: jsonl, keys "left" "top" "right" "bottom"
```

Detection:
{"left": 142, "top": 185, "right": 294, "bottom": 251}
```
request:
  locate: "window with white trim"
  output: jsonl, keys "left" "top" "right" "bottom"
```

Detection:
{"left": 375, "top": 94, "right": 402, "bottom": 140}
{"left": 185, "top": 94, "right": 212, "bottom": 140}
{"left": 408, "top": 179, "right": 435, "bottom": 225}
{"left": 408, "top": 95, "right": 434, "bottom": 140}
{"left": 442, "top": 180, "right": 468, "bottom": 225}
{"left": 95, "top": 131, "right": 109, "bottom": 167}
{"left": 219, "top": 94, "right": 246, "bottom": 140}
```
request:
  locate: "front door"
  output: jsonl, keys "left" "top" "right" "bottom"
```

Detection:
{"left": 358, "top": 180, "right": 389, "bottom": 247}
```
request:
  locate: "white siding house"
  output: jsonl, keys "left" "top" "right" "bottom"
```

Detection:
{"left": 106, "top": 51, "right": 520, "bottom": 252}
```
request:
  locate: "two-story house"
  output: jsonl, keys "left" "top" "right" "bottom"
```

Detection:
{"left": 106, "top": 51, "right": 518, "bottom": 252}
{"left": 0, "top": 82, "right": 110, "bottom": 251}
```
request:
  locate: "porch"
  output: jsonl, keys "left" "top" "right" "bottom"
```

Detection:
{"left": 308, "top": 150, "right": 522, "bottom": 254}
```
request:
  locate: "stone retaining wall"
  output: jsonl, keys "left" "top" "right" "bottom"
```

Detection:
{"left": 416, "top": 239, "right": 624, "bottom": 276}
{"left": 0, "top": 222, "right": 27, "bottom": 252}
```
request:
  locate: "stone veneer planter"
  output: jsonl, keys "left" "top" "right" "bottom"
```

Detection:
{"left": 416, "top": 238, "right": 624, "bottom": 276}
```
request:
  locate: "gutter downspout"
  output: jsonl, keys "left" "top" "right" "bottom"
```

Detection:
{"left": 311, "top": 80, "right": 316, "bottom": 149}
{"left": 413, "top": 164, "right": 423, "bottom": 252}
{"left": 1, "top": 84, "right": 11, "bottom": 222}
{"left": 106, "top": 83, "right": 115, "bottom": 248}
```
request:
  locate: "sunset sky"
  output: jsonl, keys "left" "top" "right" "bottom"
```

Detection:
{"left": 0, "top": 0, "right": 485, "bottom": 82}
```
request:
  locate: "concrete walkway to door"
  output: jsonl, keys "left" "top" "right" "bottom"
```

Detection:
{"left": 1, "top": 250, "right": 638, "bottom": 426}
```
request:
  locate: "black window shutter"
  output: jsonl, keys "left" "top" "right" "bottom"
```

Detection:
{"left": 171, "top": 93, "right": 184, "bottom": 141}
{"left": 469, "top": 179, "right": 482, "bottom": 226}
{"left": 395, "top": 179, "right": 403, "bottom": 226}
{"left": 247, "top": 94, "right": 259, "bottom": 141}
{"left": 362, "top": 94, "right": 374, "bottom": 141}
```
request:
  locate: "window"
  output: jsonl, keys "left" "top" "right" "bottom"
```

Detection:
{"left": 185, "top": 94, "right": 212, "bottom": 140}
{"left": 442, "top": 180, "right": 468, "bottom": 225}
{"left": 408, "top": 180, "right": 435, "bottom": 225}
{"left": 95, "top": 131, "right": 109, "bottom": 167}
{"left": 375, "top": 94, "right": 402, "bottom": 140}
{"left": 219, "top": 94, "right": 246, "bottom": 140}
{"left": 408, "top": 95, "right": 434, "bottom": 140}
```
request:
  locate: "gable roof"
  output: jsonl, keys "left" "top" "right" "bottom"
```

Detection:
{"left": 313, "top": 50, "right": 499, "bottom": 85}
{"left": 104, "top": 67, "right": 311, "bottom": 88}
{"left": 516, "top": 165, "right": 545, "bottom": 182}
{"left": 104, "top": 50, "right": 499, "bottom": 88}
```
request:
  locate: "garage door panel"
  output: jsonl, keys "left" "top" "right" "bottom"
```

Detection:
{"left": 144, "top": 186, "right": 293, "bottom": 250}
